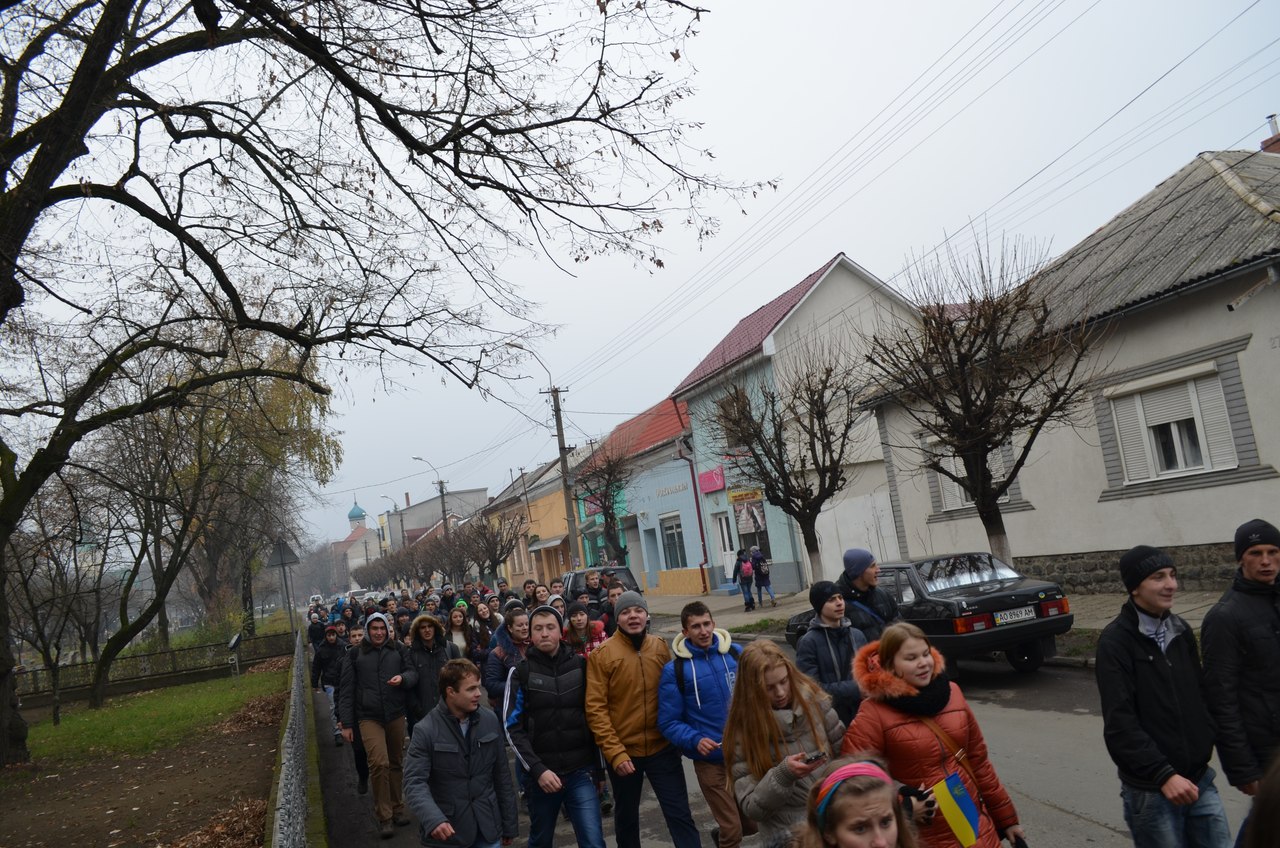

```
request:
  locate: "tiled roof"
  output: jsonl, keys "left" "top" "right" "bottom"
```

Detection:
{"left": 671, "top": 254, "right": 844, "bottom": 397}
{"left": 602, "top": 399, "right": 688, "bottom": 459}
{"left": 1036, "top": 150, "right": 1280, "bottom": 322}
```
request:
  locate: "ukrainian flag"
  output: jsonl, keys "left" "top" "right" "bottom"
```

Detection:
{"left": 932, "top": 772, "right": 980, "bottom": 847}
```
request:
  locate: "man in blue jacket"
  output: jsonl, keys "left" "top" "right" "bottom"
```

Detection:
{"left": 658, "top": 602, "right": 754, "bottom": 848}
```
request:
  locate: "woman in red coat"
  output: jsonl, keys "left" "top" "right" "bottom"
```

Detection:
{"left": 841, "top": 623, "right": 1025, "bottom": 848}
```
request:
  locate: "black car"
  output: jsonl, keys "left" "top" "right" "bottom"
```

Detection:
{"left": 558, "top": 565, "right": 644, "bottom": 601}
{"left": 785, "top": 552, "right": 1073, "bottom": 672}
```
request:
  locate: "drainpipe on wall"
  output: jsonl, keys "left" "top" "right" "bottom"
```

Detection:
{"left": 672, "top": 399, "right": 709, "bottom": 594}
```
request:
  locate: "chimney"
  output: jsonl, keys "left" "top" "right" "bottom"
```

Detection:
{"left": 1262, "top": 114, "right": 1280, "bottom": 154}
{"left": 404, "top": 491, "right": 410, "bottom": 507}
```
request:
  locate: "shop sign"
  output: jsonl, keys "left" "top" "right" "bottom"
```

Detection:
{"left": 728, "top": 487, "right": 763, "bottom": 504}
{"left": 698, "top": 465, "right": 725, "bottom": 493}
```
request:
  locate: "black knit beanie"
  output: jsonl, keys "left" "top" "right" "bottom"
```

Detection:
{"left": 809, "top": 580, "right": 841, "bottom": 613}
{"left": 1235, "top": 519, "right": 1280, "bottom": 561}
{"left": 1119, "top": 545, "right": 1173, "bottom": 593}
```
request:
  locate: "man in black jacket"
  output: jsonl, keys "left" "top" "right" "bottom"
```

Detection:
{"left": 1202, "top": 518, "right": 1280, "bottom": 843}
{"left": 834, "top": 548, "right": 899, "bottom": 642}
{"left": 794, "top": 581, "right": 866, "bottom": 724}
{"left": 339, "top": 612, "right": 420, "bottom": 839}
{"left": 1095, "top": 545, "right": 1230, "bottom": 848}
{"left": 312, "top": 625, "right": 346, "bottom": 746}
{"left": 404, "top": 658, "right": 518, "bottom": 848}
{"left": 504, "top": 605, "right": 605, "bottom": 848}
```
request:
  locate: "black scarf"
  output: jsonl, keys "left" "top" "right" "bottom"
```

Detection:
{"left": 882, "top": 672, "right": 951, "bottom": 716}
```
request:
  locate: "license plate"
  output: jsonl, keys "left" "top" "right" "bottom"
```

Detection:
{"left": 994, "top": 606, "right": 1036, "bottom": 625}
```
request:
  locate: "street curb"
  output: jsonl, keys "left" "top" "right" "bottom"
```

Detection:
{"left": 1045, "top": 654, "right": 1096, "bottom": 669}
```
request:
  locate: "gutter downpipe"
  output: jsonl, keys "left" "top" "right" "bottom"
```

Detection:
{"left": 672, "top": 399, "right": 710, "bottom": 594}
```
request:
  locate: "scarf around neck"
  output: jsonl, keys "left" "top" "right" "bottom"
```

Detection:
{"left": 883, "top": 671, "right": 951, "bottom": 716}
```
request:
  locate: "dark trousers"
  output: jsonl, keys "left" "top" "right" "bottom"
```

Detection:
{"left": 608, "top": 745, "right": 700, "bottom": 848}
{"left": 351, "top": 718, "right": 369, "bottom": 782}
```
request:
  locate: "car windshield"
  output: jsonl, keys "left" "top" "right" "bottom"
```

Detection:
{"left": 913, "top": 553, "right": 1020, "bottom": 592}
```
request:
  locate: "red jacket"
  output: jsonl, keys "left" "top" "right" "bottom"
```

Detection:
{"left": 841, "top": 643, "right": 1018, "bottom": 848}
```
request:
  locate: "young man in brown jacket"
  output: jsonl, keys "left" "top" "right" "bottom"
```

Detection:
{"left": 585, "top": 591, "right": 699, "bottom": 848}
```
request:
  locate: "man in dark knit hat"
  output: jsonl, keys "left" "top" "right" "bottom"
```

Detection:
{"left": 1095, "top": 545, "right": 1230, "bottom": 848}
{"left": 834, "top": 547, "right": 899, "bottom": 642}
{"left": 794, "top": 581, "right": 866, "bottom": 724}
{"left": 1202, "top": 518, "right": 1280, "bottom": 845}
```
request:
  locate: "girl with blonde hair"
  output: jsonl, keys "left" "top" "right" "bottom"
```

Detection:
{"left": 724, "top": 640, "right": 845, "bottom": 848}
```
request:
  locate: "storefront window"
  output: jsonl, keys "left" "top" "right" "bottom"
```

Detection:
{"left": 660, "top": 514, "right": 688, "bottom": 569}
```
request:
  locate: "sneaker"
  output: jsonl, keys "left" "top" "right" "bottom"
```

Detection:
{"left": 393, "top": 811, "right": 412, "bottom": 827}
{"left": 357, "top": 777, "right": 368, "bottom": 795}
{"left": 379, "top": 820, "right": 394, "bottom": 840}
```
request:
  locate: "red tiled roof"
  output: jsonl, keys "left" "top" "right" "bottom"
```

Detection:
{"left": 671, "top": 254, "right": 844, "bottom": 397}
{"left": 332, "top": 525, "right": 374, "bottom": 555}
{"left": 602, "top": 399, "right": 688, "bottom": 459}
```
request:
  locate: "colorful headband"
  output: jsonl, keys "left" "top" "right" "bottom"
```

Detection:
{"left": 814, "top": 762, "right": 893, "bottom": 830}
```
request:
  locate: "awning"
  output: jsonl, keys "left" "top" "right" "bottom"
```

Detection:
{"left": 527, "top": 535, "right": 566, "bottom": 553}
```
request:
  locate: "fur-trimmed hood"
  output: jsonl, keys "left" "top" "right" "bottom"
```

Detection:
{"left": 670, "top": 628, "right": 733, "bottom": 660}
{"left": 854, "top": 640, "right": 947, "bottom": 701}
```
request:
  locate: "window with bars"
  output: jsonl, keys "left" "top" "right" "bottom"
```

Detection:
{"left": 1106, "top": 368, "right": 1236, "bottom": 484}
{"left": 660, "top": 514, "right": 689, "bottom": 569}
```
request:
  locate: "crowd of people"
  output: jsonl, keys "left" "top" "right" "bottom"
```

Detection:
{"left": 304, "top": 519, "right": 1280, "bottom": 848}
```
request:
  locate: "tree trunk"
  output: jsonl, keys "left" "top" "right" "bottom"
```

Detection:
{"left": 241, "top": 563, "right": 256, "bottom": 637}
{"left": 156, "top": 602, "right": 170, "bottom": 650}
{"left": 975, "top": 502, "right": 1013, "bottom": 563}
{"left": 798, "top": 519, "right": 823, "bottom": 589}
{"left": 49, "top": 665, "right": 61, "bottom": 727}
{"left": 0, "top": 550, "right": 30, "bottom": 764}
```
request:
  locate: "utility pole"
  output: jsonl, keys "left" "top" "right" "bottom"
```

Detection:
{"left": 542, "top": 386, "right": 580, "bottom": 569}
{"left": 437, "top": 479, "right": 449, "bottom": 540}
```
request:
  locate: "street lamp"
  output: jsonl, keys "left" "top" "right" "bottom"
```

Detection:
{"left": 411, "top": 456, "right": 450, "bottom": 539}
{"left": 504, "top": 341, "right": 581, "bottom": 569}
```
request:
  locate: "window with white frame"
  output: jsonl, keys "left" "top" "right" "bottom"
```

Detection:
{"left": 1104, "top": 362, "right": 1237, "bottom": 483}
{"left": 936, "top": 448, "right": 1011, "bottom": 511}
{"left": 660, "top": 514, "right": 689, "bottom": 569}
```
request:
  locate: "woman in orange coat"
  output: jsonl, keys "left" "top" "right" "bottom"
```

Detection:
{"left": 841, "top": 623, "right": 1025, "bottom": 848}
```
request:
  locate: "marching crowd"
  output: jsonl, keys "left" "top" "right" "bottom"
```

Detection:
{"left": 305, "top": 518, "right": 1280, "bottom": 848}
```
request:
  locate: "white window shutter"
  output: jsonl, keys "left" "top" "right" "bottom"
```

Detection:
{"left": 1194, "top": 375, "right": 1237, "bottom": 470}
{"left": 1111, "top": 395, "right": 1150, "bottom": 481}
{"left": 1140, "top": 382, "right": 1194, "bottom": 426}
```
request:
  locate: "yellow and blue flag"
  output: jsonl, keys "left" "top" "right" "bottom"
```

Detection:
{"left": 932, "top": 771, "right": 980, "bottom": 847}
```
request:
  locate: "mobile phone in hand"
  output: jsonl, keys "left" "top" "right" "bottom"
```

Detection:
{"left": 802, "top": 750, "right": 827, "bottom": 764}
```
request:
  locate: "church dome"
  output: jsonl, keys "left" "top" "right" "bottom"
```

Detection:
{"left": 347, "top": 501, "right": 367, "bottom": 521}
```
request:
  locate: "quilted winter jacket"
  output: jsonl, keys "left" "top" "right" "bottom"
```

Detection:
{"left": 658, "top": 629, "right": 738, "bottom": 764}
{"left": 730, "top": 692, "right": 844, "bottom": 848}
{"left": 338, "top": 636, "right": 419, "bottom": 727}
{"left": 402, "top": 700, "right": 518, "bottom": 848}
{"left": 585, "top": 630, "right": 672, "bottom": 769}
{"left": 842, "top": 643, "right": 1017, "bottom": 848}
{"left": 1201, "top": 571, "right": 1280, "bottom": 787}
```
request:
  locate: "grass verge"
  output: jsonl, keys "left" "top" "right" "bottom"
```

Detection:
{"left": 1057, "top": 627, "right": 1102, "bottom": 658}
{"left": 26, "top": 669, "right": 289, "bottom": 765}
{"left": 735, "top": 617, "right": 789, "bottom": 634}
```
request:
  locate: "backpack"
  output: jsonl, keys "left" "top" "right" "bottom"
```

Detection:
{"left": 740, "top": 560, "right": 753, "bottom": 578}
{"left": 675, "top": 644, "right": 743, "bottom": 696}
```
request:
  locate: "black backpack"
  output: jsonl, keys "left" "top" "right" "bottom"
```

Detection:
{"left": 674, "top": 644, "right": 742, "bottom": 696}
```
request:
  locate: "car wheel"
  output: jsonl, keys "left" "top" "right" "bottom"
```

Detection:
{"left": 1005, "top": 641, "right": 1043, "bottom": 673}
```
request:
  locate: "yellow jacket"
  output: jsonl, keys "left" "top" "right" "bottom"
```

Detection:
{"left": 585, "top": 629, "right": 672, "bottom": 768}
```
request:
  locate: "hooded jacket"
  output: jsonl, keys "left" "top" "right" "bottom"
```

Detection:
{"left": 834, "top": 573, "right": 899, "bottom": 642}
{"left": 585, "top": 628, "right": 672, "bottom": 769}
{"left": 403, "top": 699, "right": 518, "bottom": 848}
{"left": 1096, "top": 600, "right": 1217, "bottom": 792}
{"left": 730, "top": 690, "right": 844, "bottom": 848}
{"left": 1201, "top": 570, "right": 1280, "bottom": 787}
{"left": 795, "top": 616, "right": 866, "bottom": 725}
{"left": 338, "top": 614, "right": 419, "bottom": 726}
{"left": 406, "top": 624, "right": 461, "bottom": 722}
{"left": 842, "top": 642, "right": 1017, "bottom": 848}
{"left": 482, "top": 621, "right": 528, "bottom": 701}
{"left": 658, "top": 629, "right": 738, "bottom": 764}
{"left": 311, "top": 636, "right": 346, "bottom": 689}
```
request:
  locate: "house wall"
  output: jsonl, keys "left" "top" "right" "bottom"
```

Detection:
{"left": 881, "top": 272, "right": 1280, "bottom": 592}
{"left": 628, "top": 458, "right": 706, "bottom": 594}
{"left": 525, "top": 487, "right": 573, "bottom": 583}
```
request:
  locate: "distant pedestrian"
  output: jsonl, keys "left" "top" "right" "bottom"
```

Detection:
{"left": 835, "top": 549, "right": 899, "bottom": 642}
{"left": 1096, "top": 545, "right": 1229, "bottom": 848}
{"left": 308, "top": 612, "right": 327, "bottom": 648}
{"left": 599, "top": 581, "right": 626, "bottom": 637}
{"left": 312, "top": 625, "right": 346, "bottom": 746}
{"left": 753, "top": 547, "right": 776, "bottom": 608}
{"left": 339, "top": 612, "right": 419, "bottom": 838}
{"left": 586, "top": 591, "right": 700, "bottom": 848}
{"left": 732, "top": 549, "right": 756, "bottom": 612}
{"left": 796, "top": 582, "right": 867, "bottom": 725}
{"left": 483, "top": 608, "right": 530, "bottom": 703}
{"left": 403, "top": 658, "right": 518, "bottom": 848}
{"left": 1202, "top": 518, "right": 1280, "bottom": 846}
{"left": 343, "top": 624, "right": 371, "bottom": 795}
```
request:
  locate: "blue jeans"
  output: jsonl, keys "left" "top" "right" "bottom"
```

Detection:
{"left": 609, "top": 745, "right": 699, "bottom": 848}
{"left": 1120, "top": 769, "right": 1231, "bottom": 848}
{"left": 756, "top": 583, "right": 775, "bottom": 604}
{"left": 526, "top": 767, "right": 606, "bottom": 848}
{"left": 738, "top": 580, "right": 754, "bottom": 606}
{"left": 322, "top": 684, "right": 340, "bottom": 735}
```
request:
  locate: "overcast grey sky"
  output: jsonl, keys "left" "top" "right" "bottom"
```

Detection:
{"left": 309, "top": 0, "right": 1280, "bottom": 542}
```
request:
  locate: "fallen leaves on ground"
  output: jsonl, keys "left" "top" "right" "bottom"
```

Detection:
{"left": 249, "top": 656, "right": 292, "bottom": 674}
{"left": 211, "top": 690, "right": 288, "bottom": 734}
{"left": 157, "top": 798, "right": 267, "bottom": 848}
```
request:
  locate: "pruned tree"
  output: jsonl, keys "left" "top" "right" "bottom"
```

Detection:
{"left": 0, "top": 0, "right": 747, "bottom": 764}
{"left": 458, "top": 513, "right": 528, "bottom": 586}
{"left": 863, "top": 236, "right": 1100, "bottom": 562}
{"left": 574, "top": 443, "right": 634, "bottom": 564}
{"left": 710, "top": 338, "right": 870, "bottom": 585}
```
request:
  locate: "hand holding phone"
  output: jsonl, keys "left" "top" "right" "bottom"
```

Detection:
{"left": 802, "top": 750, "right": 827, "bottom": 764}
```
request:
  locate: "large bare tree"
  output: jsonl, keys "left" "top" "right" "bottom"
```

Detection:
{"left": 458, "top": 512, "right": 528, "bottom": 586}
{"left": 710, "top": 338, "right": 870, "bottom": 585}
{"left": 863, "top": 237, "right": 1100, "bottom": 562}
{"left": 0, "top": 0, "right": 746, "bottom": 763}
{"left": 574, "top": 442, "right": 634, "bottom": 564}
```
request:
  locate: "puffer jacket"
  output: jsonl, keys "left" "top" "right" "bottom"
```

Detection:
{"left": 483, "top": 622, "right": 528, "bottom": 702}
{"left": 338, "top": 633, "right": 419, "bottom": 726}
{"left": 406, "top": 627, "right": 461, "bottom": 723}
{"left": 403, "top": 700, "right": 518, "bottom": 848}
{"left": 504, "top": 642, "right": 596, "bottom": 779}
{"left": 795, "top": 617, "right": 866, "bottom": 725}
{"left": 585, "top": 629, "right": 672, "bottom": 769}
{"left": 834, "top": 574, "right": 899, "bottom": 642}
{"left": 843, "top": 643, "right": 1017, "bottom": 848}
{"left": 731, "top": 691, "right": 844, "bottom": 848}
{"left": 658, "top": 629, "right": 738, "bottom": 764}
{"left": 1201, "top": 571, "right": 1280, "bottom": 787}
